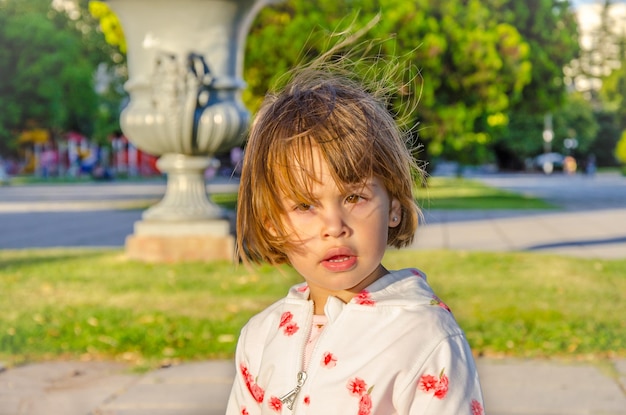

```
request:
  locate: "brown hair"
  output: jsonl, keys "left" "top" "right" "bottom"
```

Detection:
{"left": 236, "top": 68, "right": 422, "bottom": 265}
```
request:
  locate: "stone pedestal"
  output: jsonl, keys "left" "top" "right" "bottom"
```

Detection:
{"left": 143, "top": 154, "right": 223, "bottom": 221}
{"left": 125, "top": 219, "right": 234, "bottom": 262}
{"left": 106, "top": 0, "right": 272, "bottom": 263}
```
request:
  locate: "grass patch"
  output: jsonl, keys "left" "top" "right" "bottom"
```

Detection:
{"left": 210, "top": 192, "right": 238, "bottom": 210}
{"left": 385, "top": 250, "right": 626, "bottom": 360}
{"left": 1, "top": 248, "right": 624, "bottom": 369}
{"left": 0, "top": 249, "right": 300, "bottom": 369}
{"left": 417, "top": 177, "right": 555, "bottom": 210}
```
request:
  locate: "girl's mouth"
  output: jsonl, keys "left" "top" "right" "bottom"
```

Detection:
{"left": 327, "top": 256, "right": 351, "bottom": 263}
{"left": 322, "top": 254, "right": 357, "bottom": 271}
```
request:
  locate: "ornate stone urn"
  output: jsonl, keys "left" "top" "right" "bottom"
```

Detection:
{"left": 107, "top": 0, "right": 272, "bottom": 261}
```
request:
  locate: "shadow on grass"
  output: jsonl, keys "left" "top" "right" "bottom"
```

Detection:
{"left": 0, "top": 249, "right": 111, "bottom": 269}
{"left": 527, "top": 235, "right": 626, "bottom": 250}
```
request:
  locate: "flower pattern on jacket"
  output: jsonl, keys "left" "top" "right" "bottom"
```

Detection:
{"left": 321, "top": 352, "right": 337, "bottom": 368}
{"left": 358, "top": 392, "right": 373, "bottom": 415}
{"left": 240, "top": 364, "right": 265, "bottom": 403}
{"left": 471, "top": 399, "right": 484, "bottom": 415}
{"left": 278, "top": 311, "right": 299, "bottom": 336}
{"left": 354, "top": 290, "right": 376, "bottom": 306}
{"left": 410, "top": 269, "right": 425, "bottom": 279}
{"left": 268, "top": 396, "right": 282, "bottom": 412}
{"left": 347, "top": 378, "right": 368, "bottom": 396}
{"left": 347, "top": 378, "right": 374, "bottom": 415}
{"left": 229, "top": 270, "right": 484, "bottom": 414}
{"left": 418, "top": 368, "right": 449, "bottom": 399}
{"left": 430, "top": 295, "right": 451, "bottom": 313}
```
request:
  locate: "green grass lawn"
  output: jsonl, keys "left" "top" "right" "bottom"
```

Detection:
{"left": 1, "top": 248, "right": 624, "bottom": 370}
{"left": 0, "top": 177, "right": 611, "bottom": 369}
{"left": 417, "top": 177, "right": 555, "bottom": 210}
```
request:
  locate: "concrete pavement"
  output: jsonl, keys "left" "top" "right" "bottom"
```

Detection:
{"left": 0, "top": 172, "right": 625, "bottom": 414}
{"left": 1, "top": 358, "right": 625, "bottom": 415}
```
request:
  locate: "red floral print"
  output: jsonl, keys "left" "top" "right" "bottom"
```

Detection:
{"left": 283, "top": 322, "right": 299, "bottom": 336}
{"left": 430, "top": 295, "right": 451, "bottom": 313}
{"left": 303, "top": 395, "right": 310, "bottom": 405}
{"left": 471, "top": 399, "right": 484, "bottom": 415}
{"left": 347, "top": 378, "right": 374, "bottom": 415}
{"left": 418, "top": 369, "right": 449, "bottom": 399}
{"left": 268, "top": 396, "right": 283, "bottom": 412}
{"left": 354, "top": 290, "right": 376, "bottom": 306}
{"left": 241, "top": 408, "right": 249, "bottom": 415}
{"left": 358, "top": 393, "right": 373, "bottom": 415}
{"left": 240, "top": 364, "right": 265, "bottom": 403}
{"left": 434, "top": 373, "right": 449, "bottom": 399}
{"left": 279, "top": 311, "right": 293, "bottom": 328}
{"left": 418, "top": 374, "right": 438, "bottom": 392}
{"left": 321, "top": 352, "right": 337, "bottom": 368}
{"left": 278, "top": 311, "right": 299, "bottom": 336}
{"left": 297, "top": 284, "right": 309, "bottom": 292}
{"left": 347, "top": 377, "right": 368, "bottom": 396}
{"left": 410, "top": 269, "right": 425, "bottom": 279}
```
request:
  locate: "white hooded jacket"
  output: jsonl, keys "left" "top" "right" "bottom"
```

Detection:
{"left": 226, "top": 268, "right": 485, "bottom": 415}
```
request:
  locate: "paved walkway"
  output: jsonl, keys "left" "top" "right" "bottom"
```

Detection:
{"left": 0, "top": 358, "right": 625, "bottom": 415}
{"left": 0, "top": 173, "right": 625, "bottom": 414}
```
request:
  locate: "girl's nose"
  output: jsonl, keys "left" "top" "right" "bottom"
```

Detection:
{"left": 321, "top": 209, "right": 349, "bottom": 238}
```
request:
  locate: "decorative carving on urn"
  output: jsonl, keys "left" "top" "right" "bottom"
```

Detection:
{"left": 107, "top": 0, "right": 273, "bottom": 221}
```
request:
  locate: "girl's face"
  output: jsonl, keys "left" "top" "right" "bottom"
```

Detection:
{"left": 279, "top": 149, "right": 401, "bottom": 314}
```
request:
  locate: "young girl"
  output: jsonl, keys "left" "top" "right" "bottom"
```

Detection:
{"left": 226, "top": 68, "right": 484, "bottom": 414}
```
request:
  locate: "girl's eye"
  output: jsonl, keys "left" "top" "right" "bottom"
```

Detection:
{"left": 293, "top": 203, "right": 312, "bottom": 211}
{"left": 345, "top": 194, "right": 364, "bottom": 204}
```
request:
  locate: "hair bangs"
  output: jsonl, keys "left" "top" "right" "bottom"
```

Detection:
{"left": 266, "top": 134, "right": 323, "bottom": 207}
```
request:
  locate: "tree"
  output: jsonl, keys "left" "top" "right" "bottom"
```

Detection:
{"left": 552, "top": 92, "right": 598, "bottom": 156}
{"left": 592, "top": 109, "right": 621, "bottom": 166}
{"left": 591, "top": 1, "right": 626, "bottom": 167}
{"left": 245, "top": 0, "right": 532, "bottom": 166}
{"left": 615, "top": 131, "right": 626, "bottom": 170}
{"left": 568, "top": 0, "right": 624, "bottom": 104}
{"left": 487, "top": 0, "right": 581, "bottom": 169}
{"left": 0, "top": 0, "right": 122, "bottom": 157}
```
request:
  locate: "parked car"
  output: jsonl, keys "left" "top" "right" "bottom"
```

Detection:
{"left": 533, "top": 152, "right": 565, "bottom": 174}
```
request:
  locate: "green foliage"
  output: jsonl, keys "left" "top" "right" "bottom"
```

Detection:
{"left": 0, "top": 0, "right": 91, "bottom": 151}
{"left": 591, "top": 110, "right": 621, "bottom": 167}
{"left": 615, "top": 130, "right": 626, "bottom": 165}
{"left": 553, "top": 92, "right": 599, "bottom": 155}
{"left": 487, "top": 0, "right": 581, "bottom": 168}
{"left": 245, "top": 0, "right": 533, "bottom": 166}
{"left": 591, "top": 3, "right": 626, "bottom": 168}
{"left": 0, "top": 0, "right": 585, "bottom": 168}
{"left": 491, "top": 90, "right": 600, "bottom": 166}
{"left": 0, "top": 0, "right": 124, "bottom": 155}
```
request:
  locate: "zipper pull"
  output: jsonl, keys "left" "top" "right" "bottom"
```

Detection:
{"left": 279, "top": 371, "right": 308, "bottom": 410}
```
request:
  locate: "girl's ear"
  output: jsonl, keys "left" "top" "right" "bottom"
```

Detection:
{"left": 265, "top": 217, "right": 278, "bottom": 237}
{"left": 388, "top": 198, "right": 402, "bottom": 228}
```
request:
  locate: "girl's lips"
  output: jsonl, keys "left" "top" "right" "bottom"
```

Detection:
{"left": 321, "top": 247, "right": 357, "bottom": 272}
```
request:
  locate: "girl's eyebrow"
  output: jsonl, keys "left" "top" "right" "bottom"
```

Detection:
{"left": 346, "top": 179, "right": 377, "bottom": 191}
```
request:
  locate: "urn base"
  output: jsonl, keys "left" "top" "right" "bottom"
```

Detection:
{"left": 125, "top": 219, "right": 235, "bottom": 262}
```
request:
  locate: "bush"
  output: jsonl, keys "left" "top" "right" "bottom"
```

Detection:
{"left": 615, "top": 131, "right": 626, "bottom": 174}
